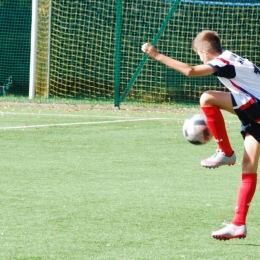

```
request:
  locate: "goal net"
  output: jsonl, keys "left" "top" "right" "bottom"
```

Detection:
{"left": 1, "top": 1, "right": 259, "bottom": 107}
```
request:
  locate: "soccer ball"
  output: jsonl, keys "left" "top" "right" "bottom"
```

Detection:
{"left": 182, "top": 114, "right": 212, "bottom": 145}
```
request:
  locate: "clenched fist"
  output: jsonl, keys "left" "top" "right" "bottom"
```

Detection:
{"left": 141, "top": 43, "right": 160, "bottom": 60}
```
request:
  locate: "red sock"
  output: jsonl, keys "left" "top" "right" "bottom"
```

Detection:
{"left": 232, "top": 173, "right": 257, "bottom": 226}
{"left": 201, "top": 106, "right": 233, "bottom": 156}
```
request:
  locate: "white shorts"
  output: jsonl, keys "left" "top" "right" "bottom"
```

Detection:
{"left": 231, "top": 92, "right": 255, "bottom": 110}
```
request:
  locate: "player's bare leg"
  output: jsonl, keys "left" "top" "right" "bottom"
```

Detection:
{"left": 200, "top": 90, "right": 235, "bottom": 113}
{"left": 212, "top": 135, "right": 259, "bottom": 240}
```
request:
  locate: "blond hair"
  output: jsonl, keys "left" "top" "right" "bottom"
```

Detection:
{"left": 192, "top": 30, "right": 222, "bottom": 54}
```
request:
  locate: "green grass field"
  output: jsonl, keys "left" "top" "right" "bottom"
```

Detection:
{"left": 0, "top": 104, "right": 259, "bottom": 260}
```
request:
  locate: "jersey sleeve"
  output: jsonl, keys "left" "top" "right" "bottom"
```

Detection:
{"left": 207, "top": 60, "right": 236, "bottom": 79}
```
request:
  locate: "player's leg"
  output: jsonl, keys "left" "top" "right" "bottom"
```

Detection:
{"left": 200, "top": 90, "right": 236, "bottom": 168}
{"left": 212, "top": 134, "right": 259, "bottom": 240}
{"left": 232, "top": 134, "right": 259, "bottom": 225}
{"left": 200, "top": 90, "right": 236, "bottom": 113}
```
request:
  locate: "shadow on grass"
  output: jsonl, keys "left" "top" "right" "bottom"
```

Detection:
{"left": 225, "top": 243, "right": 260, "bottom": 247}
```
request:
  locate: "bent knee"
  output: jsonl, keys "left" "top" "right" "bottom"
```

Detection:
{"left": 200, "top": 91, "right": 215, "bottom": 107}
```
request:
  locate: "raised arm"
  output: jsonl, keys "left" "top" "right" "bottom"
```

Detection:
{"left": 141, "top": 43, "right": 215, "bottom": 77}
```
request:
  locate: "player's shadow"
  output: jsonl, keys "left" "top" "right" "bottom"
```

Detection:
{"left": 228, "top": 243, "right": 260, "bottom": 247}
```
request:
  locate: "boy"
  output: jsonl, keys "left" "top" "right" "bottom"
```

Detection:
{"left": 141, "top": 30, "right": 260, "bottom": 240}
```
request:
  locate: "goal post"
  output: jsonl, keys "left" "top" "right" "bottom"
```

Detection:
{"left": 29, "top": 0, "right": 38, "bottom": 99}
{"left": 35, "top": 0, "right": 52, "bottom": 98}
{"left": 114, "top": 0, "right": 123, "bottom": 108}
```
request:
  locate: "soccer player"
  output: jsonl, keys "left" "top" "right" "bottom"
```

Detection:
{"left": 141, "top": 30, "right": 260, "bottom": 240}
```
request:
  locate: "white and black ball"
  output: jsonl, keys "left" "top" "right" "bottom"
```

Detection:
{"left": 182, "top": 114, "right": 212, "bottom": 145}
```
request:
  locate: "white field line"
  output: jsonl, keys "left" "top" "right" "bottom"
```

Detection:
{"left": 0, "top": 111, "right": 163, "bottom": 119}
{"left": 0, "top": 117, "right": 169, "bottom": 130}
{"left": 0, "top": 111, "right": 239, "bottom": 130}
{"left": 0, "top": 111, "right": 239, "bottom": 122}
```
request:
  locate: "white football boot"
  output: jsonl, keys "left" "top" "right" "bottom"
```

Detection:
{"left": 201, "top": 149, "right": 236, "bottom": 168}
